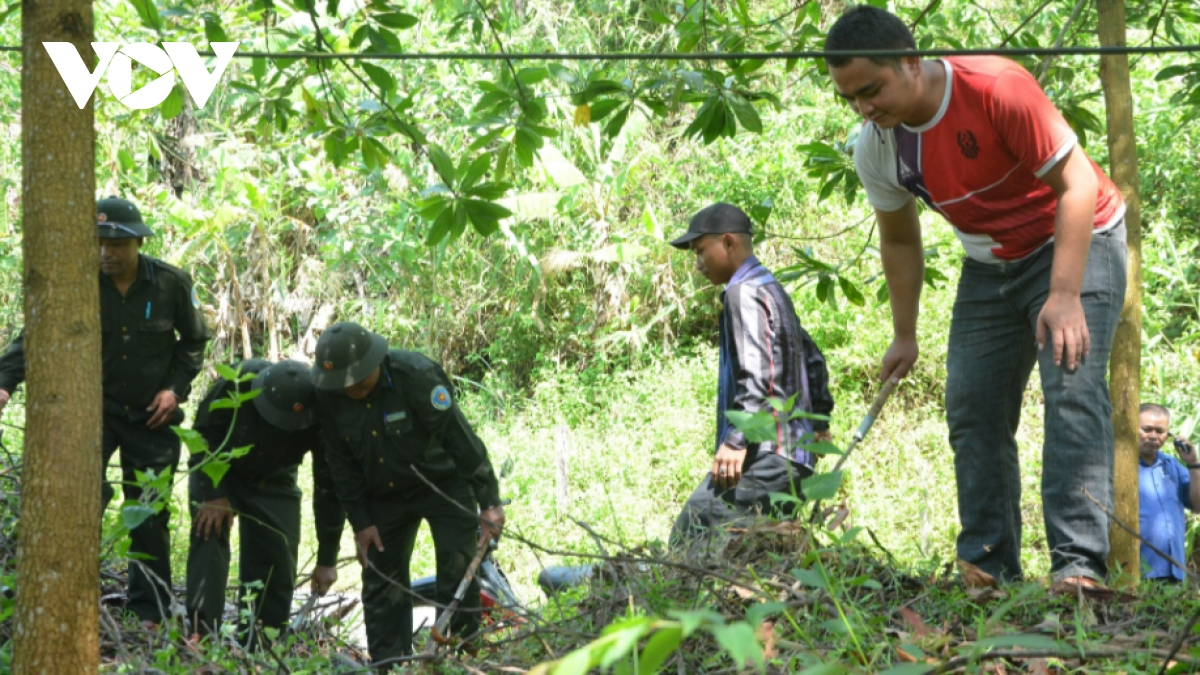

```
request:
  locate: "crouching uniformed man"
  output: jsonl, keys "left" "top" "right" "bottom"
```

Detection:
{"left": 0, "top": 197, "right": 211, "bottom": 627}
{"left": 312, "top": 322, "right": 506, "bottom": 665}
{"left": 186, "top": 359, "right": 346, "bottom": 646}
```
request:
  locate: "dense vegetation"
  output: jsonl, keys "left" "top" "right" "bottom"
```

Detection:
{"left": 0, "top": 0, "right": 1198, "bottom": 671}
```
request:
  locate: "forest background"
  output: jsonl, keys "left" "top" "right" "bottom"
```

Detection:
{"left": 0, "top": 0, "right": 1198, "bottom": 671}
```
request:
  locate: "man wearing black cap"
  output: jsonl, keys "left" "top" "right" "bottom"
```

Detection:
{"left": 668, "top": 203, "right": 834, "bottom": 548}
{"left": 311, "top": 322, "right": 505, "bottom": 663}
{"left": 0, "top": 196, "right": 211, "bottom": 626}
{"left": 186, "top": 359, "right": 346, "bottom": 646}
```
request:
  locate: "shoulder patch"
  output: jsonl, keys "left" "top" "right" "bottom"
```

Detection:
{"left": 191, "top": 287, "right": 201, "bottom": 309}
{"left": 430, "top": 385, "right": 452, "bottom": 411}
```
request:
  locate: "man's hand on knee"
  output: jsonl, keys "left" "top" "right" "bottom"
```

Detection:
{"left": 1036, "top": 292, "right": 1090, "bottom": 371}
{"left": 713, "top": 444, "right": 747, "bottom": 490}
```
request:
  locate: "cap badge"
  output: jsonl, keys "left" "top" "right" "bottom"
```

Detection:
{"left": 293, "top": 403, "right": 304, "bottom": 412}
{"left": 323, "top": 361, "right": 334, "bottom": 370}
{"left": 98, "top": 213, "right": 107, "bottom": 222}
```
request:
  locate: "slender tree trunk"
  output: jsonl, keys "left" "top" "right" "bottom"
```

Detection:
{"left": 1096, "top": 0, "right": 1142, "bottom": 588}
{"left": 13, "top": 0, "right": 100, "bottom": 670}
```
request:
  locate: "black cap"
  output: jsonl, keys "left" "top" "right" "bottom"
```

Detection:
{"left": 252, "top": 360, "right": 318, "bottom": 431}
{"left": 97, "top": 196, "right": 155, "bottom": 239}
{"left": 668, "top": 203, "right": 752, "bottom": 250}
{"left": 311, "top": 322, "right": 389, "bottom": 391}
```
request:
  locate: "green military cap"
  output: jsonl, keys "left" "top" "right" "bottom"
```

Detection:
{"left": 311, "top": 322, "right": 388, "bottom": 391}
{"left": 97, "top": 196, "right": 155, "bottom": 239}
{"left": 252, "top": 360, "right": 318, "bottom": 431}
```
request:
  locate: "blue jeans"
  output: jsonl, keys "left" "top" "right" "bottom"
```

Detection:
{"left": 945, "top": 222, "right": 1126, "bottom": 583}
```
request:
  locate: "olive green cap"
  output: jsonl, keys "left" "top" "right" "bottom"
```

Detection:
{"left": 252, "top": 360, "right": 317, "bottom": 431}
{"left": 97, "top": 196, "right": 155, "bottom": 239}
{"left": 311, "top": 322, "right": 389, "bottom": 391}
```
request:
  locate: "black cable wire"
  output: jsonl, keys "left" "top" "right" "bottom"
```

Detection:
{"left": 2, "top": 43, "right": 1200, "bottom": 60}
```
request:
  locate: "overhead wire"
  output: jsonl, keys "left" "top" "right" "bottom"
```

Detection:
{"left": 1, "top": 43, "right": 1199, "bottom": 59}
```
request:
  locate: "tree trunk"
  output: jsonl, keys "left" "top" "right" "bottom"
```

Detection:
{"left": 1096, "top": 0, "right": 1142, "bottom": 588}
{"left": 12, "top": 0, "right": 101, "bottom": 670}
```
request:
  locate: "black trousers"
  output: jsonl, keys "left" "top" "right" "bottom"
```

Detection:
{"left": 669, "top": 452, "right": 812, "bottom": 549}
{"left": 361, "top": 481, "right": 480, "bottom": 665}
{"left": 186, "top": 469, "right": 301, "bottom": 644}
{"left": 101, "top": 413, "right": 181, "bottom": 623}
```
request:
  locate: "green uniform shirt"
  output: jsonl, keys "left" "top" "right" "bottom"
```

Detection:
{"left": 0, "top": 254, "right": 211, "bottom": 421}
{"left": 318, "top": 350, "right": 502, "bottom": 533}
{"left": 191, "top": 360, "right": 346, "bottom": 567}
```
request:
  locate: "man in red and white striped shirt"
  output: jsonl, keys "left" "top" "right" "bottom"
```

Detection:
{"left": 825, "top": 5, "right": 1127, "bottom": 590}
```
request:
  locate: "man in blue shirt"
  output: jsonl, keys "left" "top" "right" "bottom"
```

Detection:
{"left": 1138, "top": 403, "right": 1199, "bottom": 582}
{"left": 668, "top": 203, "right": 834, "bottom": 548}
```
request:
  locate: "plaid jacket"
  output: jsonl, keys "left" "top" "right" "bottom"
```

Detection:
{"left": 717, "top": 257, "right": 834, "bottom": 468}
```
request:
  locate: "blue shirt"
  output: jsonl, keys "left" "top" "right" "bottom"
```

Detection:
{"left": 1138, "top": 452, "right": 1194, "bottom": 581}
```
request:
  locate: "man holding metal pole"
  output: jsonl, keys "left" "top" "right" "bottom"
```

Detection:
{"left": 311, "top": 322, "right": 505, "bottom": 664}
{"left": 824, "top": 6, "right": 1127, "bottom": 589}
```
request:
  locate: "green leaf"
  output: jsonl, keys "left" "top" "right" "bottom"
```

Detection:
{"left": 798, "top": 664, "right": 851, "bottom": 675}
{"left": 172, "top": 426, "right": 208, "bottom": 457}
{"left": 122, "top": 505, "right": 156, "bottom": 530}
{"left": 375, "top": 12, "right": 418, "bottom": 29}
{"left": 463, "top": 199, "right": 511, "bottom": 236}
{"left": 118, "top": 148, "right": 136, "bottom": 172}
{"left": 727, "top": 94, "right": 762, "bottom": 133}
{"left": 203, "top": 16, "right": 230, "bottom": 43}
{"left": 426, "top": 205, "right": 454, "bottom": 245}
{"left": 800, "top": 470, "right": 843, "bottom": 501}
{"left": 513, "top": 127, "right": 542, "bottom": 166}
{"left": 637, "top": 625, "right": 683, "bottom": 674}
{"left": 724, "top": 410, "right": 779, "bottom": 444}
{"left": 838, "top": 277, "right": 865, "bottom": 306}
{"left": 556, "top": 646, "right": 592, "bottom": 675}
{"left": 604, "top": 106, "right": 631, "bottom": 138}
{"left": 361, "top": 62, "right": 396, "bottom": 93}
{"left": 215, "top": 363, "right": 243, "bottom": 382}
{"left": 160, "top": 84, "right": 184, "bottom": 119}
{"left": 517, "top": 67, "right": 549, "bottom": 85}
{"left": 702, "top": 101, "right": 727, "bottom": 144}
{"left": 427, "top": 145, "right": 456, "bottom": 185}
{"left": 129, "top": 0, "right": 162, "bottom": 31}
{"left": 790, "top": 567, "right": 828, "bottom": 589}
{"left": 1156, "top": 64, "right": 1194, "bottom": 81}
{"left": 230, "top": 445, "right": 253, "bottom": 459}
{"left": 460, "top": 154, "right": 491, "bottom": 191}
{"left": 709, "top": 622, "right": 763, "bottom": 670}
{"left": 746, "top": 601, "right": 785, "bottom": 626}
{"left": 667, "top": 609, "right": 724, "bottom": 637}
{"left": 207, "top": 397, "right": 241, "bottom": 411}
{"left": 201, "top": 460, "right": 230, "bottom": 487}
{"left": 588, "top": 99, "right": 623, "bottom": 121}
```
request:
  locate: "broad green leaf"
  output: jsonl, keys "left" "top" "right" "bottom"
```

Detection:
{"left": 589, "top": 99, "right": 623, "bottom": 121}
{"left": 710, "top": 622, "right": 763, "bottom": 670}
{"left": 555, "top": 646, "right": 592, "bottom": 675}
{"left": 427, "top": 145, "right": 456, "bottom": 185}
{"left": 160, "top": 85, "right": 184, "bottom": 119}
{"left": 517, "top": 67, "right": 549, "bottom": 85}
{"left": 727, "top": 94, "right": 762, "bottom": 133}
{"left": 637, "top": 625, "right": 683, "bottom": 674}
{"left": 724, "top": 409, "right": 778, "bottom": 443}
{"left": 451, "top": 201, "right": 468, "bottom": 239}
{"left": 514, "top": 127, "right": 542, "bottom": 166}
{"left": 122, "top": 505, "right": 157, "bottom": 530}
{"left": 118, "top": 149, "right": 136, "bottom": 172}
{"left": 801, "top": 470, "right": 843, "bottom": 501}
{"left": 667, "top": 609, "right": 724, "bottom": 637}
{"left": 207, "top": 397, "right": 240, "bottom": 411}
{"left": 805, "top": 440, "right": 843, "bottom": 456}
{"left": 214, "top": 363, "right": 244, "bottom": 382}
{"left": 598, "top": 621, "right": 650, "bottom": 669}
{"left": 746, "top": 601, "right": 785, "bottom": 626}
{"left": 427, "top": 206, "right": 453, "bottom": 245}
{"left": 838, "top": 276, "right": 865, "bottom": 306}
{"left": 129, "top": 0, "right": 162, "bottom": 31}
{"left": 201, "top": 460, "right": 230, "bottom": 488}
{"left": 230, "top": 445, "right": 253, "bottom": 459}
{"left": 375, "top": 12, "right": 418, "bottom": 29}
{"left": 172, "top": 426, "right": 208, "bottom": 456}
{"left": 604, "top": 106, "right": 631, "bottom": 138}
{"left": 361, "top": 62, "right": 396, "bottom": 93}
{"left": 790, "top": 567, "right": 827, "bottom": 589}
{"left": 460, "top": 154, "right": 491, "bottom": 191}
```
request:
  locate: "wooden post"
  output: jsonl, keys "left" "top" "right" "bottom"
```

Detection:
{"left": 13, "top": 0, "right": 101, "bottom": 670}
{"left": 555, "top": 425, "right": 570, "bottom": 519}
{"left": 1096, "top": 0, "right": 1142, "bottom": 587}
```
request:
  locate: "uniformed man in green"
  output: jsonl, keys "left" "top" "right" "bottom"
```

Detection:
{"left": 0, "top": 197, "right": 211, "bottom": 627}
{"left": 312, "top": 322, "right": 506, "bottom": 665}
{"left": 186, "top": 359, "right": 346, "bottom": 646}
